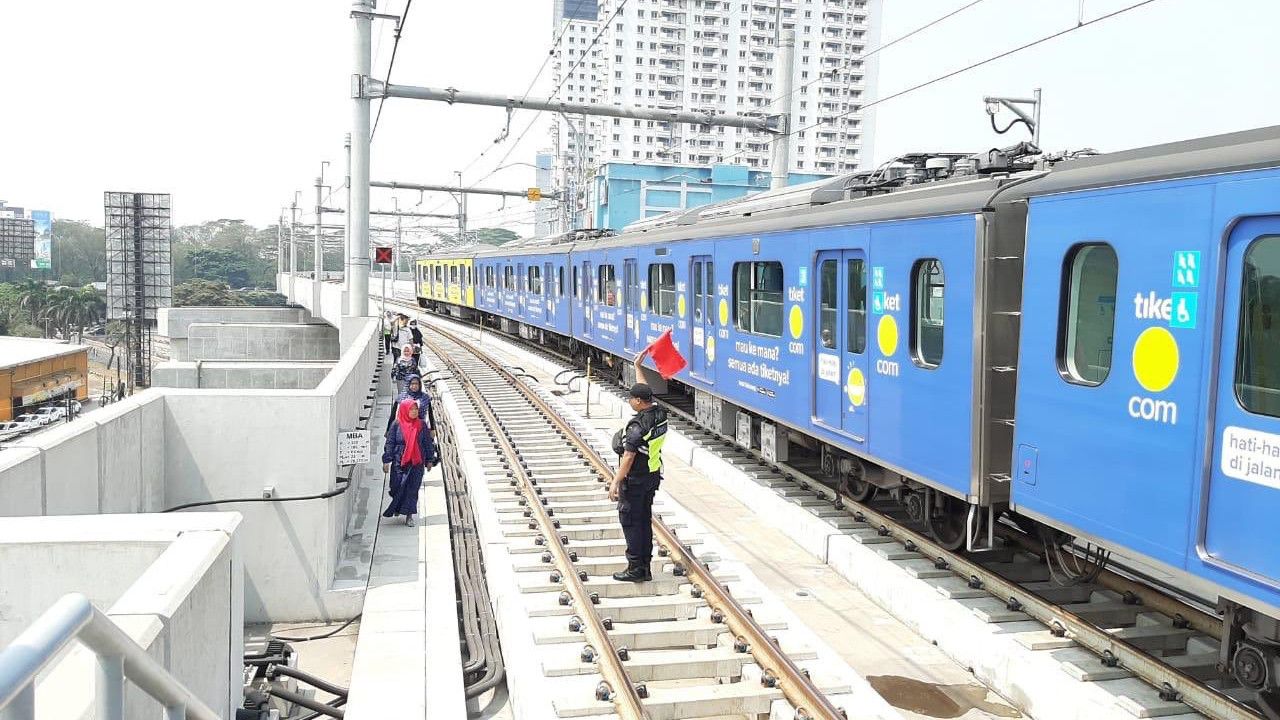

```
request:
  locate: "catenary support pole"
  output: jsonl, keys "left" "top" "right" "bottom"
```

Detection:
{"left": 344, "top": 132, "right": 352, "bottom": 293}
{"left": 394, "top": 196, "right": 403, "bottom": 281}
{"left": 313, "top": 172, "right": 324, "bottom": 314}
{"left": 770, "top": 30, "right": 796, "bottom": 190}
{"left": 348, "top": 0, "right": 373, "bottom": 317}
{"left": 289, "top": 199, "right": 299, "bottom": 302}
{"left": 455, "top": 171, "right": 465, "bottom": 244}
{"left": 276, "top": 213, "right": 284, "bottom": 290}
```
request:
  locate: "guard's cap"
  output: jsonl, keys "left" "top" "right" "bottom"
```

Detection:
{"left": 629, "top": 383, "right": 653, "bottom": 401}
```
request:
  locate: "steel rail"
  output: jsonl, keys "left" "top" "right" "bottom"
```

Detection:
{"left": 394, "top": 299, "right": 1258, "bottom": 720}
{"left": 427, "top": 323, "right": 848, "bottom": 720}
{"left": 420, "top": 333, "right": 650, "bottom": 719}
{"left": 784, "top": 472, "right": 1261, "bottom": 720}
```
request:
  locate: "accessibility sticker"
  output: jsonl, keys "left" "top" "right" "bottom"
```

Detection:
{"left": 1173, "top": 250, "right": 1200, "bottom": 288}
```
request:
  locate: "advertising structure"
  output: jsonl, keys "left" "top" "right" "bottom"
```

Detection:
{"left": 30, "top": 210, "right": 51, "bottom": 270}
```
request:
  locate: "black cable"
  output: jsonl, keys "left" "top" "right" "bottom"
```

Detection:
{"left": 267, "top": 664, "right": 349, "bottom": 698}
{"left": 162, "top": 486, "right": 347, "bottom": 513}
{"left": 990, "top": 114, "right": 1031, "bottom": 135}
{"left": 265, "top": 686, "right": 345, "bottom": 718}
{"left": 296, "top": 697, "right": 348, "bottom": 720}
{"left": 371, "top": 0, "right": 415, "bottom": 142}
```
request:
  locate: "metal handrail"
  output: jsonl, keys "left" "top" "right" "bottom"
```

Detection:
{"left": 0, "top": 593, "right": 221, "bottom": 720}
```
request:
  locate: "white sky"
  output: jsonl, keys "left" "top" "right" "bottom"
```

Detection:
{"left": 1, "top": 0, "right": 1278, "bottom": 236}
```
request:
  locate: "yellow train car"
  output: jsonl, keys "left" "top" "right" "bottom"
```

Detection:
{"left": 415, "top": 256, "right": 475, "bottom": 309}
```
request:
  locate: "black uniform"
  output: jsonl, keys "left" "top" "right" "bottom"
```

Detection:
{"left": 616, "top": 404, "right": 668, "bottom": 570}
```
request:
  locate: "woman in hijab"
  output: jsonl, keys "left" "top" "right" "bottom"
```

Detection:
{"left": 381, "top": 398, "right": 439, "bottom": 527}
{"left": 387, "top": 374, "right": 436, "bottom": 434}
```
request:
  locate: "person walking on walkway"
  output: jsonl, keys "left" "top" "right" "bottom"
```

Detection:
{"left": 382, "top": 311, "right": 395, "bottom": 355}
{"left": 391, "top": 344, "right": 420, "bottom": 393}
{"left": 388, "top": 373, "right": 437, "bottom": 434}
{"left": 409, "top": 319, "right": 424, "bottom": 349}
{"left": 382, "top": 398, "right": 438, "bottom": 527}
{"left": 608, "top": 377, "right": 668, "bottom": 582}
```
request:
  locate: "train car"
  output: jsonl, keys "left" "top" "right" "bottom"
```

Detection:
{"left": 413, "top": 128, "right": 1280, "bottom": 706}
{"left": 416, "top": 254, "right": 476, "bottom": 315}
{"left": 1009, "top": 127, "right": 1280, "bottom": 701}
{"left": 473, "top": 240, "right": 574, "bottom": 341}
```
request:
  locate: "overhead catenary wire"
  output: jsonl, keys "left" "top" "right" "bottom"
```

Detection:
{"left": 371, "top": 0, "right": 415, "bottom": 142}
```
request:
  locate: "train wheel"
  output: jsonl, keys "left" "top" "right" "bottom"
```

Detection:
{"left": 926, "top": 495, "right": 967, "bottom": 551}
{"left": 841, "top": 458, "right": 876, "bottom": 503}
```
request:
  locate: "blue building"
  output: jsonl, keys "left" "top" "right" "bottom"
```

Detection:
{"left": 592, "top": 163, "right": 832, "bottom": 231}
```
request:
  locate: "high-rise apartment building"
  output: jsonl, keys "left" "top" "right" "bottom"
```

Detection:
{"left": 548, "top": 0, "right": 879, "bottom": 231}
{"left": 549, "top": 1, "right": 604, "bottom": 232}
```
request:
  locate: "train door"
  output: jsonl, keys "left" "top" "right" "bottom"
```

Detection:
{"left": 689, "top": 255, "right": 715, "bottom": 382}
{"left": 582, "top": 260, "right": 593, "bottom": 338}
{"left": 1205, "top": 217, "right": 1280, "bottom": 584}
{"left": 543, "top": 261, "right": 553, "bottom": 323}
{"left": 624, "top": 259, "right": 639, "bottom": 352}
{"left": 813, "top": 250, "right": 869, "bottom": 442}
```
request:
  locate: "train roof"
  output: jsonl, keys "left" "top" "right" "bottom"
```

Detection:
{"left": 452, "top": 125, "right": 1280, "bottom": 261}
{"left": 1008, "top": 124, "right": 1280, "bottom": 201}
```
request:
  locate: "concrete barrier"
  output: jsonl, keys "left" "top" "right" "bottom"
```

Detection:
{"left": 185, "top": 322, "right": 339, "bottom": 362}
{"left": 0, "top": 513, "right": 242, "bottom": 719}
{"left": 153, "top": 361, "right": 335, "bottom": 390}
{"left": 160, "top": 306, "right": 312, "bottom": 361}
{"left": 0, "top": 281, "right": 382, "bottom": 623}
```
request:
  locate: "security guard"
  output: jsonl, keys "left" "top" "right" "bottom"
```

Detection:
{"left": 608, "top": 379, "right": 667, "bottom": 582}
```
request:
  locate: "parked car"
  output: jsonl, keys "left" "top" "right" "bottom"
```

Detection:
{"left": 0, "top": 420, "right": 33, "bottom": 439}
{"left": 13, "top": 413, "right": 49, "bottom": 428}
{"left": 33, "top": 406, "right": 66, "bottom": 422}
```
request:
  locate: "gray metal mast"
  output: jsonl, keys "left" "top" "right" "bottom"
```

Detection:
{"left": 289, "top": 197, "right": 299, "bottom": 301}
{"left": 348, "top": 0, "right": 374, "bottom": 317}
{"left": 770, "top": 30, "right": 796, "bottom": 190}
{"left": 275, "top": 212, "right": 284, "bottom": 289}
{"left": 343, "top": 132, "right": 352, "bottom": 294}
{"left": 313, "top": 166, "right": 326, "bottom": 313}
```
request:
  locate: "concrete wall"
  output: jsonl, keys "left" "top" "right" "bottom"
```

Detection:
{"left": 0, "top": 279, "right": 382, "bottom": 623}
{"left": 159, "top": 306, "right": 312, "bottom": 361}
{"left": 1, "top": 513, "right": 242, "bottom": 719}
{"left": 0, "top": 393, "right": 167, "bottom": 517}
{"left": 185, "top": 323, "right": 339, "bottom": 362}
{"left": 153, "top": 361, "right": 335, "bottom": 390}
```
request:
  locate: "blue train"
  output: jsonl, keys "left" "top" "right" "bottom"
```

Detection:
{"left": 418, "top": 127, "right": 1280, "bottom": 704}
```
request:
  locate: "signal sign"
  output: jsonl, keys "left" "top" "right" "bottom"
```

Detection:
{"left": 526, "top": 187, "right": 542, "bottom": 202}
{"left": 374, "top": 246, "right": 393, "bottom": 264}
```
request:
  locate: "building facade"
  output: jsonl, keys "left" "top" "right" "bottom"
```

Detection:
{"left": 547, "top": 0, "right": 881, "bottom": 232}
{"left": 0, "top": 338, "right": 88, "bottom": 422}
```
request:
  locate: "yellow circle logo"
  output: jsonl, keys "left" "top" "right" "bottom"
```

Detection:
{"left": 706, "top": 336, "right": 716, "bottom": 363}
{"left": 788, "top": 305, "right": 804, "bottom": 339}
{"left": 877, "top": 315, "right": 899, "bottom": 356}
{"left": 640, "top": 292, "right": 647, "bottom": 311}
{"left": 847, "top": 367, "right": 866, "bottom": 406}
{"left": 1132, "top": 326, "right": 1179, "bottom": 393}
{"left": 718, "top": 298, "right": 729, "bottom": 326}
{"left": 677, "top": 294, "right": 687, "bottom": 318}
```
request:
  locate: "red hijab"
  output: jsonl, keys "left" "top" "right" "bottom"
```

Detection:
{"left": 397, "top": 398, "right": 425, "bottom": 467}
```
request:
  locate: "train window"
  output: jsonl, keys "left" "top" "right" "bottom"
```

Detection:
{"left": 572, "top": 266, "right": 580, "bottom": 299}
{"left": 693, "top": 261, "right": 703, "bottom": 321}
{"left": 848, "top": 259, "right": 866, "bottom": 354}
{"left": 558, "top": 266, "right": 565, "bottom": 298}
{"left": 528, "top": 265, "right": 542, "bottom": 294}
{"left": 435, "top": 266, "right": 443, "bottom": 283}
{"left": 598, "top": 265, "right": 618, "bottom": 306}
{"left": 819, "top": 260, "right": 837, "bottom": 349}
{"left": 648, "top": 263, "right": 676, "bottom": 317}
{"left": 911, "top": 259, "right": 945, "bottom": 368}
{"left": 485, "top": 266, "right": 495, "bottom": 288}
{"left": 625, "top": 262, "right": 640, "bottom": 309}
{"left": 1236, "top": 236, "right": 1280, "bottom": 417}
{"left": 449, "top": 266, "right": 458, "bottom": 285}
{"left": 503, "top": 266, "right": 514, "bottom": 291}
{"left": 733, "top": 261, "right": 784, "bottom": 337}
{"left": 1059, "top": 244, "right": 1117, "bottom": 385}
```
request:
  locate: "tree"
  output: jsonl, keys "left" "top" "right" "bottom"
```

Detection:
{"left": 238, "top": 290, "right": 287, "bottom": 307}
{"left": 473, "top": 228, "right": 519, "bottom": 246}
{"left": 185, "top": 248, "right": 254, "bottom": 288}
{"left": 43, "top": 285, "right": 103, "bottom": 340}
{"left": 52, "top": 219, "right": 107, "bottom": 282}
{"left": 173, "top": 279, "right": 247, "bottom": 307}
{"left": 13, "top": 278, "right": 48, "bottom": 327}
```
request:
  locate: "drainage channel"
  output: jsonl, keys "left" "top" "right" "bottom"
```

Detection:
{"left": 395, "top": 302, "right": 1264, "bottom": 720}
{"left": 419, "top": 327, "right": 870, "bottom": 720}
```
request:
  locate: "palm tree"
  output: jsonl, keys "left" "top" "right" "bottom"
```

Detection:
{"left": 14, "top": 278, "right": 48, "bottom": 328}
{"left": 43, "top": 286, "right": 103, "bottom": 341}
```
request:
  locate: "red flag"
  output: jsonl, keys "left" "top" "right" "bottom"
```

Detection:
{"left": 645, "top": 330, "right": 687, "bottom": 379}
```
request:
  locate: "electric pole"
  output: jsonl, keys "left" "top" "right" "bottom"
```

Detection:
{"left": 313, "top": 163, "right": 327, "bottom": 314}
{"left": 276, "top": 212, "right": 285, "bottom": 291}
{"left": 455, "top": 171, "right": 466, "bottom": 245}
{"left": 343, "top": 132, "right": 352, "bottom": 295}
{"left": 348, "top": 0, "right": 374, "bottom": 317}
{"left": 770, "top": 30, "right": 796, "bottom": 190}
{"left": 289, "top": 195, "right": 299, "bottom": 302}
{"left": 393, "top": 196, "right": 403, "bottom": 281}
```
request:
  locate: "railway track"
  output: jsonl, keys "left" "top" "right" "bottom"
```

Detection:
{"left": 386, "top": 295, "right": 1269, "bottom": 720}
{"left": 418, "top": 323, "right": 870, "bottom": 720}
